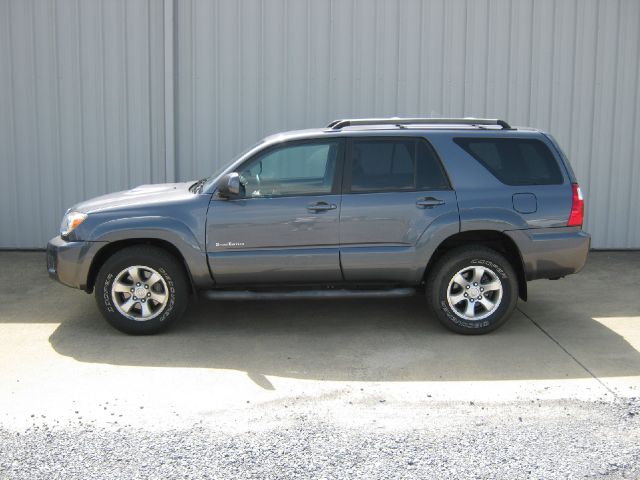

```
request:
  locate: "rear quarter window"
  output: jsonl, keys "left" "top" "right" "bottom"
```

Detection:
{"left": 454, "top": 137, "right": 564, "bottom": 186}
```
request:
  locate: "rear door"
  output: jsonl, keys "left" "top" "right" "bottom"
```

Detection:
{"left": 206, "top": 138, "right": 345, "bottom": 284}
{"left": 339, "top": 136, "right": 458, "bottom": 282}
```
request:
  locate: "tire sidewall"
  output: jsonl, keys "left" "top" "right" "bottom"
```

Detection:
{"left": 431, "top": 250, "right": 518, "bottom": 334}
{"left": 95, "top": 249, "right": 187, "bottom": 334}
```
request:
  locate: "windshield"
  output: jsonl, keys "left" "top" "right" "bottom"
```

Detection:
{"left": 200, "top": 140, "right": 265, "bottom": 192}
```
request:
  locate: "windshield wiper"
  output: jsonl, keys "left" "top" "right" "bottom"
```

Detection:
{"left": 189, "top": 178, "right": 207, "bottom": 194}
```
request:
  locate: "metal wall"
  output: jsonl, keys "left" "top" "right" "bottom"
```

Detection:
{"left": 0, "top": 0, "right": 166, "bottom": 248}
{"left": 1, "top": 0, "right": 639, "bottom": 248}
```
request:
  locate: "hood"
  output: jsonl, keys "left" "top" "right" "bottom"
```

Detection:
{"left": 71, "top": 182, "right": 197, "bottom": 214}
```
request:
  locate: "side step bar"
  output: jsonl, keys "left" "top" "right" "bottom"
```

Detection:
{"left": 202, "top": 288, "right": 416, "bottom": 301}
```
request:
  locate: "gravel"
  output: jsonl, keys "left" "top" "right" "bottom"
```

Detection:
{"left": 2, "top": 398, "right": 639, "bottom": 480}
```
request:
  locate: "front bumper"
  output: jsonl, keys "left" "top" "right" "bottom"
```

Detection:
{"left": 505, "top": 227, "right": 591, "bottom": 281}
{"left": 47, "top": 236, "right": 106, "bottom": 291}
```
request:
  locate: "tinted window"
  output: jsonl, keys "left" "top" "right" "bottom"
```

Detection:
{"left": 350, "top": 138, "right": 449, "bottom": 192}
{"left": 454, "top": 137, "right": 563, "bottom": 185}
{"left": 238, "top": 141, "right": 338, "bottom": 197}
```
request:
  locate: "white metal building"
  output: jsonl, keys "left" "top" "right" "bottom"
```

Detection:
{"left": 1, "top": 0, "right": 639, "bottom": 248}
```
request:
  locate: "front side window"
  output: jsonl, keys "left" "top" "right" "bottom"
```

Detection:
{"left": 454, "top": 137, "right": 564, "bottom": 186}
{"left": 237, "top": 141, "right": 339, "bottom": 198}
{"left": 349, "top": 138, "right": 450, "bottom": 192}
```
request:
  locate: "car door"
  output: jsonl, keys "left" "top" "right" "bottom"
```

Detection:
{"left": 339, "top": 136, "right": 458, "bottom": 282}
{"left": 206, "top": 138, "right": 345, "bottom": 284}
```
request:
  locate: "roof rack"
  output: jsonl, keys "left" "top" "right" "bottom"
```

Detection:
{"left": 326, "top": 117, "right": 512, "bottom": 130}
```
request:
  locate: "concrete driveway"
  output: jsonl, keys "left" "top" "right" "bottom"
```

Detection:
{"left": 1, "top": 251, "right": 639, "bottom": 478}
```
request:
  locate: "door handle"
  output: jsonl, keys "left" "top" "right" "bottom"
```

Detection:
{"left": 307, "top": 201, "right": 337, "bottom": 212}
{"left": 416, "top": 197, "right": 445, "bottom": 208}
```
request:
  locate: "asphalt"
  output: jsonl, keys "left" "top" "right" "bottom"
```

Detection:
{"left": 1, "top": 250, "right": 639, "bottom": 478}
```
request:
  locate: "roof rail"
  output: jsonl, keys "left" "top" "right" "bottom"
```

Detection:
{"left": 326, "top": 117, "right": 513, "bottom": 130}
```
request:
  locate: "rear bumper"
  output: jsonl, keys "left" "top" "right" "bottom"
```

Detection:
{"left": 505, "top": 227, "right": 591, "bottom": 281}
{"left": 47, "top": 236, "right": 106, "bottom": 291}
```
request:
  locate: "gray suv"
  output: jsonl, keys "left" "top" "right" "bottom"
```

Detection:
{"left": 47, "top": 118, "right": 590, "bottom": 335}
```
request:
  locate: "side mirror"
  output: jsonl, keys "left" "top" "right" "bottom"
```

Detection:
{"left": 217, "top": 172, "right": 241, "bottom": 198}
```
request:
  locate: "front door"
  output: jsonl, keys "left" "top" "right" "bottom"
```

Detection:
{"left": 206, "top": 139, "right": 344, "bottom": 284}
{"left": 339, "top": 136, "right": 458, "bottom": 282}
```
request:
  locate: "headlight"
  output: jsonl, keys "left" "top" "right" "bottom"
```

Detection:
{"left": 60, "top": 211, "right": 87, "bottom": 237}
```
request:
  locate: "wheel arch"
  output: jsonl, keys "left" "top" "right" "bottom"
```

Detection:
{"left": 424, "top": 230, "right": 527, "bottom": 301}
{"left": 86, "top": 238, "right": 195, "bottom": 294}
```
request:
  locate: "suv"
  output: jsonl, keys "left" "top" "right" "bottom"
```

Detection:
{"left": 47, "top": 118, "right": 590, "bottom": 335}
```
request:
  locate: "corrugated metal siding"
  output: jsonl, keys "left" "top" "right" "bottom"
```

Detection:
{"left": 175, "top": 0, "right": 640, "bottom": 249}
{"left": 1, "top": 0, "right": 639, "bottom": 248}
{"left": 0, "top": 0, "right": 165, "bottom": 248}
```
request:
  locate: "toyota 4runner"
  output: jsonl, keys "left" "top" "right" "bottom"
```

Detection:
{"left": 47, "top": 118, "right": 590, "bottom": 335}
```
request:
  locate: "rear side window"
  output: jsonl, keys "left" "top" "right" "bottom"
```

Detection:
{"left": 454, "top": 137, "right": 564, "bottom": 186}
{"left": 349, "top": 138, "right": 450, "bottom": 192}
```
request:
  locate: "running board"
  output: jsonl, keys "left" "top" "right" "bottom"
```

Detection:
{"left": 202, "top": 287, "right": 416, "bottom": 301}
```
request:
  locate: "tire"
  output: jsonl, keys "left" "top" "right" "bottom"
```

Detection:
{"left": 426, "top": 246, "right": 518, "bottom": 334}
{"left": 94, "top": 246, "right": 189, "bottom": 335}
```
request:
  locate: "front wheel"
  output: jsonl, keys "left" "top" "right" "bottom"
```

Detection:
{"left": 94, "top": 246, "right": 189, "bottom": 334}
{"left": 426, "top": 246, "right": 518, "bottom": 334}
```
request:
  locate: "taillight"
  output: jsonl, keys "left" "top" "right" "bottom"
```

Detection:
{"left": 567, "top": 183, "right": 584, "bottom": 227}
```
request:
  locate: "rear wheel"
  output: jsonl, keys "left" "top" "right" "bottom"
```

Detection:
{"left": 426, "top": 246, "right": 518, "bottom": 334}
{"left": 94, "top": 246, "right": 189, "bottom": 334}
